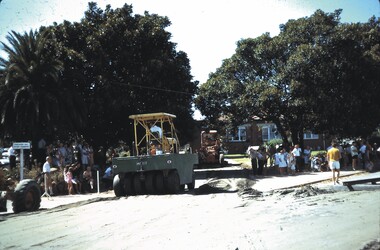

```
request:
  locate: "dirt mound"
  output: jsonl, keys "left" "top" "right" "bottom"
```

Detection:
{"left": 195, "top": 178, "right": 255, "bottom": 195}
{"left": 238, "top": 188, "right": 263, "bottom": 199}
{"left": 360, "top": 239, "right": 380, "bottom": 250}
{"left": 238, "top": 185, "right": 335, "bottom": 200}
{"left": 273, "top": 185, "right": 334, "bottom": 198}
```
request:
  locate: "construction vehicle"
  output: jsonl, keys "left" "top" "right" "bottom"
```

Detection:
{"left": 198, "top": 130, "right": 226, "bottom": 166}
{"left": 0, "top": 168, "right": 41, "bottom": 213}
{"left": 112, "top": 112, "right": 198, "bottom": 196}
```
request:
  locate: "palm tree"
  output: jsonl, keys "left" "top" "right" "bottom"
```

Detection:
{"left": 0, "top": 29, "right": 87, "bottom": 143}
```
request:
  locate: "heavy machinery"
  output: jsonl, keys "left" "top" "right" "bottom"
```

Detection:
{"left": 112, "top": 112, "right": 198, "bottom": 196}
{"left": 198, "top": 130, "right": 226, "bottom": 166}
{"left": 0, "top": 168, "right": 41, "bottom": 213}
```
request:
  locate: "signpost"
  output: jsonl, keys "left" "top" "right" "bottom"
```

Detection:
{"left": 12, "top": 142, "right": 31, "bottom": 181}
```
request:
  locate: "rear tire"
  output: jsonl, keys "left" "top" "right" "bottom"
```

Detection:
{"left": 113, "top": 174, "right": 126, "bottom": 197}
{"left": 154, "top": 171, "right": 165, "bottom": 194}
{"left": 187, "top": 173, "right": 195, "bottom": 190}
{"left": 124, "top": 174, "right": 134, "bottom": 195}
{"left": 13, "top": 179, "right": 41, "bottom": 213}
{"left": 133, "top": 174, "right": 144, "bottom": 195}
{"left": 167, "top": 170, "right": 180, "bottom": 194}
{"left": 145, "top": 172, "right": 155, "bottom": 194}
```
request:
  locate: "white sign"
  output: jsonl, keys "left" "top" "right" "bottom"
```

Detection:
{"left": 13, "top": 142, "right": 31, "bottom": 150}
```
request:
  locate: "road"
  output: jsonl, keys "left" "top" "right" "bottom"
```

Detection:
{"left": 0, "top": 172, "right": 379, "bottom": 250}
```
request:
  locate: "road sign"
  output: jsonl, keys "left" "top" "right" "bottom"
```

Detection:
{"left": 12, "top": 142, "right": 31, "bottom": 150}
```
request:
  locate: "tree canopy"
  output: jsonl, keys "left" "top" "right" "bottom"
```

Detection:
{"left": 0, "top": 2, "right": 198, "bottom": 148}
{"left": 196, "top": 9, "right": 380, "bottom": 147}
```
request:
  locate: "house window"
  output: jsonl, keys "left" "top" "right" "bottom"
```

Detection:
{"left": 261, "top": 124, "right": 280, "bottom": 141}
{"left": 304, "top": 132, "right": 319, "bottom": 140}
{"left": 262, "top": 126, "right": 269, "bottom": 141}
{"left": 228, "top": 126, "right": 247, "bottom": 142}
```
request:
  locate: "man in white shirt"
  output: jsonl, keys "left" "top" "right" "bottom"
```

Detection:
{"left": 43, "top": 156, "right": 53, "bottom": 195}
{"left": 8, "top": 146, "right": 16, "bottom": 170}
{"left": 291, "top": 144, "right": 303, "bottom": 172}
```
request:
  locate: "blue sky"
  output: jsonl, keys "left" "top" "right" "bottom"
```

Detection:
{"left": 0, "top": 0, "right": 379, "bottom": 84}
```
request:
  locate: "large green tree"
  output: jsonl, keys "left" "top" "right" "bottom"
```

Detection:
{"left": 0, "top": 30, "right": 87, "bottom": 144}
{"left": 196, "top": 10, "right": 380, "bottom": 148}
{"left": 45, "top": 3, "right": 198, "bottom": 147}
{"left": 0, "top": 2, "right": 198, "bottom": 149}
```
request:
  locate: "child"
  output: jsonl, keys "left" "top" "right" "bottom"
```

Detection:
{"left": 311, "top": 155, "right": 321, "bottom": 172}
{"left": 83, "top": 166, "right": 94, "bottom": 191}
{"left": 64, "top": 166, "right": 74, "bottom": 195}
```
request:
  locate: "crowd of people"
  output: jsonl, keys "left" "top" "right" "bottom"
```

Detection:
{"left": 28, "top": 138, "right": 131, "bottom": 195}
{"left": 247, "top": 140, "right": 379, "bottom": 179}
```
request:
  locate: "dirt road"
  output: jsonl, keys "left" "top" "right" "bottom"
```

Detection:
{"left": 0, "top": 177, "right": 379, "bottom": 250}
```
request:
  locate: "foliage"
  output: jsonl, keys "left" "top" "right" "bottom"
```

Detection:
{"left": 0, "top": 3, "right": 198, "bottom": 148}
{"left": 0, "top": 30, "right": 87, "bottom": 142}
{"left": 44, "top": 3, "right": 198, "bottom": 146}
{"left": 196, "top": 10, "right": 380, "bottom": 148}
{"left": 265, "top": 138, "right": 283, "bottom": 147}
{"left": 310, "top": 150, "right": 327, "bottom": 157}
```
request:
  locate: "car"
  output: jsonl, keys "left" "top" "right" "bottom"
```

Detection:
{"left": 0, "top": 148, "right": 20, "bottom": 166}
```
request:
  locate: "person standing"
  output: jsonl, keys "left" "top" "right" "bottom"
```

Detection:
{"left": 337, "top": 143, "right": 345, "bottom": 170}
{"left": 287, "top": 148, "right": 296, "bottom": 175}
{"left": 278, "top": 148, "right": 288, "bottom": 176}
{"left": 43, "top": 156, "right": 54, "bottom": 195}
{"left": 81, "top": 142, "right": 90, "bottom": 176}
{"left": 327, "top": 142, "right": 341, "bottom": 185}
{"left": 359, "top": 141, "right": 367, "bottom": 170}
{"left": 292, "top": 144, "right": 303, "bottom": 172}
{"left": 37, "top": 138, "right": 46, "bottom": 165}
{"left": 350, "top": 142, "right": 359, "bottom": 170}
{"left": 257, "top": 147, "right": 266, "bottom": 175}
{"left": 247, "top": 147, "right": 258, "bottom": 176}
{"left": 8, "top": 145, "right": 16, "bottom": 170}
{"left": 303, "top": 146, "right": 311, "bottom": 171}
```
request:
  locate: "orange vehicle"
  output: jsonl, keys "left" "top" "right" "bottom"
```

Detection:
{"left": 198, "top": 130, "right": 226, "bottom": 166}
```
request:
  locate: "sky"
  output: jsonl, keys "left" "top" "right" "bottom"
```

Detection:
{"left": 0, "top": 1, "right": 378, "bottom": 119}
{"left": 0, "top": 0, "right": 379, "bottom": 84}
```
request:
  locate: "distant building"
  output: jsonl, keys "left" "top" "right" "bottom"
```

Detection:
{"left": 224, "top": 119, "right": 325, "bottom": 154}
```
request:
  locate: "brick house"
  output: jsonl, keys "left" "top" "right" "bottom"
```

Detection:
{"left": 224, "top": 119, "right": 326, "bottom": 154}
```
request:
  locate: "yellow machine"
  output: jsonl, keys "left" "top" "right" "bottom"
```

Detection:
{"left": 112, "top": 112, "right": 199, "bottom": 196}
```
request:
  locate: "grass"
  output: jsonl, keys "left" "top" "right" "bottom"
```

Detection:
{"left": 224, "top": 154, "right": 251, "bottom": 167}
{"left": 310, "top": 150, "right": 327, "bottom": 156}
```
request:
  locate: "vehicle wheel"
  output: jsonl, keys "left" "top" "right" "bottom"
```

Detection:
{"left": 124, "top": 174, "right": 134, "bottom": 195}
{"left": 180, "top": 184, "right": 185, "bottom": 191}
{"left": 154, "top": 171, "right": 165, "bottom": 194}
{"left": 187, "top": 172, "right": 195, "bottom": 190}
{"left": 219, "top": 154, "right": 225, "bottom": 165}
{"left": 166, "top": 170, "right": 180, "bottom": 194}
{"left": 133, "top": 174, "right": 144, "bottom": 195}
{"left": 145, "top": 172, "right": 155, "bottom": 194}
{"left": 13, "top": 179, "right": 41, "bottom": 214}
{"left": 113, "top": 174, "right": 126, "bottom": 197}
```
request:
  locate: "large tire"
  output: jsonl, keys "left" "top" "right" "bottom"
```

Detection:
{"left": 124, "top": 174, "right": 134, "bottom": 195}
{"left": 154, "top": 171, "right": 165, "bottom": 194}
{"left": 133, "top": 174, "right": 144, "bottom": 195}
{"left": 145, "top": 172, "right": 155, "bottom": 194}
{"left": 13, "top": 179, "right": 41, "bottom": 214}
{"left": 219, "top": 154, "right": 225, "bottom": 166}
{"left": 187, "top": 172, "right": 195, "bottom": 190}
{"left": 113, "top": 174, "right": 126, "bottom": 197}
{"left": 166, "top": 170, "right": 180, "bottom": 194}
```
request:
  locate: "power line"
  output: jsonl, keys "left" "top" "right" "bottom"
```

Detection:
{"left": 111, "top": 80, "right": 195, "bottom": 96}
